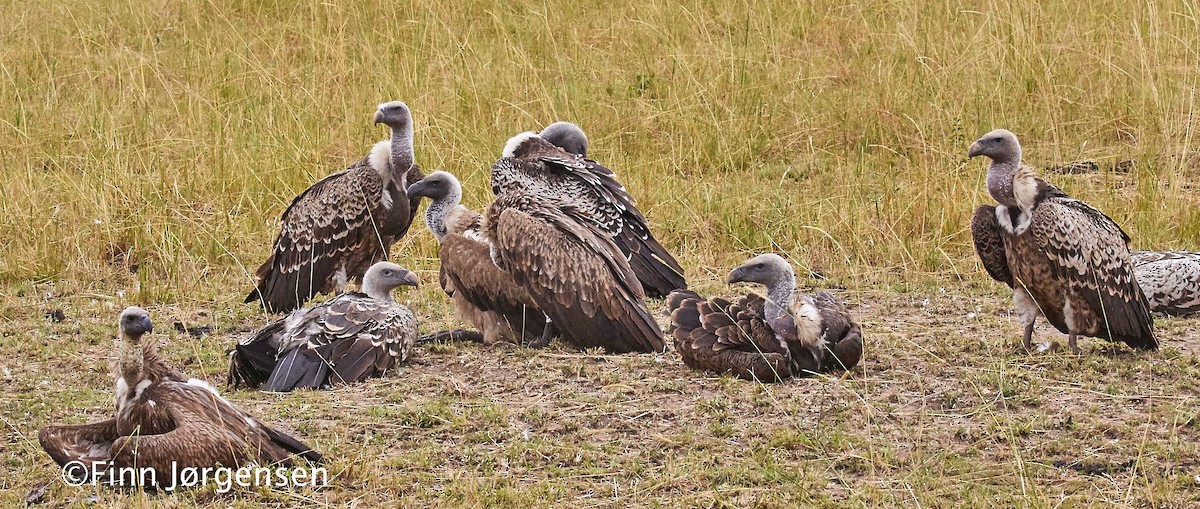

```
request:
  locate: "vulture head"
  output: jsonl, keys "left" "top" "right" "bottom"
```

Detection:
{"left": 373, "top": 101, "right": 412, "bottom": 129}
{"left": 119, "top": 306, "right": 154, "bottom": 341}
{"left": 362, "top": 261, "right": 420, "bottom": 301}
{"left": 540, "top": 121, "right": 589, "bottom": 157}
{"left": 968, "top": 129, "right": 1021, "bottom": 164}
{"left": 727, "top": 254, "right": 795, "bottom": 288}
{"left": 406, "top": 171, "right": 461, "bottom": 203}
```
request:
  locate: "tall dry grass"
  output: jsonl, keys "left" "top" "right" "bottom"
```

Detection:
{"left": 1, "top": 0, "right": 1198, "bottom": 302}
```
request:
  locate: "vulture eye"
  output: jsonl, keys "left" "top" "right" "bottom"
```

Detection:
{"left": 993, "top": 137, "right": 1002, "bottom": 143}
{"left": 383, "top": 269, "right": 393, "bottom": 276}
{"left": 754, "top": 263, "right": 765, "bottom": 269}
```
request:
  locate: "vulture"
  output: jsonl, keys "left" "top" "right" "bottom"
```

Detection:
{"left": 246, "top": 101, "right": 425, "bottom": 313}
{"left": 229, "top": 261, "right": 420, "bottom": 392}
{"left": 39, "top": 307, "right": 321, "bottom": 489}
{"left": 534, "top": 121, "right": 687, "bottom": 298}
{"left": 1132, "top": 250, "right": 1200, "bottom": 316}
{"left": 968, "top": 129, "right": 1156, "bottom": 353}
{"left": 406, "top": 170, "right": 547, "bottom": 345}
{"left": 486, "top": 132, "right": 666, "bottom": 353}
{"left": 667, "top": 254, "right": 862, "bottom": 382}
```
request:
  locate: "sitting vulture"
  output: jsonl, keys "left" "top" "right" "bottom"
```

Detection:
{"left": 229, "top": 261, "right": 420, "bottom": 392}
{"left": 1132, "top": 251, "right": 1200, "bottom": 315}
{"left": 406, "top": 171, "right": 547, "bottom": 345}
{"left": 968, "top": 129, "right": 1155, "bottom": 353}
{"left": 533, "top": 121, "right": 687, "bottom": 298}
{"left": 486, "top": 133, "right": 666, "bottom": 353}
{"left": 667, "top": 254, "right": 862, "bottom": 382}
{"left": 246, "top": 101, "right": 425, "bottom": 313}
{"left": 39, "top": 307, "right": 321, "bottom": 489}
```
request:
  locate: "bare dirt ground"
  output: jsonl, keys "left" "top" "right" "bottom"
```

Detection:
{"left": 3, "top": 279, "right": 1200, "bottom": 508}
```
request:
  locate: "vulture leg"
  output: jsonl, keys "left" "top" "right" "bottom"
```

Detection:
{"left": 1013, "top": 289, "right": 1039, "bottom": 352}
{"left": 1021, "top": 320, "right": 1035, "bottom": 352}
{"left": 1068, "top": 332, "right": 1081, "bottom": 355}
{"left": 528, "top": 321, "right": 556, "bottom": 349}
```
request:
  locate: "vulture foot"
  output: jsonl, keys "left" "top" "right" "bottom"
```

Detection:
{"left": 526, "top": 322, "right": 557, "bottom": 349}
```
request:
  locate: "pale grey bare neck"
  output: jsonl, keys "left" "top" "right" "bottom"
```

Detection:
{"left": 425, "top": 188, "right": 461, "bottom": 242}
{"left": 986, "top": 159, "right": 1021, "bottom": 208}
{"left": 763, "top": 274, "right": 797, "bottom": 321}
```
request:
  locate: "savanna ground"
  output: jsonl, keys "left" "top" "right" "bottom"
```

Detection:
{"left": 3, "top": 0, "right": 1200, "bottom": 506}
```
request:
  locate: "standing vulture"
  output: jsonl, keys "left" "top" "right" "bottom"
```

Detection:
{"left": 534, "top": 121, "right": 687, "bottom": 298}
{"left": 486, "top": 133, "right": 666, "bottom": 353}
{"left": 39, "top": 307, "right": 321, "bottom": 489}
{"left": 246, "top": 101, "right": 425, "bottom": 313}
{"left": 968, "top": 129, "right": 1156, "bottom": 353}
{"left": 229, "top": 261, "right": 420, "bottom": 392}
{"left": 1132, "top": 250, "right": 1200, "bottom": 315}
{"left": 667, "top": 254, "right": 862, "bottom": 382}
{"left": 406, "top": 171, "right": 547, "bottom": 345}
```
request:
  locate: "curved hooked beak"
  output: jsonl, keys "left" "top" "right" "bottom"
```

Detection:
{"left": 967, "top": 141, "right": 984, "bottom": 158}
{"left": 400, "top": 269, "right": 420, "bottom": 288}
{"left": 726, "top": 266, "right": 746, "bottom": 285}
{"left": 373, "top": 109, "right": 386, "bottom": 125}
{"left": 405, "top": 180, "right": 429, "bottom": 200}
{"left": 126, "top": 316, "right": 154, "bottom": 336}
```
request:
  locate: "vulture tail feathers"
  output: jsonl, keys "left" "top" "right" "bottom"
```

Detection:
{"left": 262, "top": 348, "right": 329, "bottom": 392}
{"left": 227, "top": 323, "right": 285, "bottom": 388}
{"left": 261, "top": 426, "right": 324, "bottom": 464}
{"left": 618, "top": 228, "right": 687, "bottom": 298}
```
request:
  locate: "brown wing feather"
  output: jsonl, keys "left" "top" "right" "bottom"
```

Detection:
{"left": 667, "top": 290, "right": 792, "bottom": 381}
{"left": 489, "top": 206, "right": 664, "bottom": 353}
{"left": 109, "top": 383, "right": 320, "bottom": 486}
{"left": 247, "top": 161, "right": 389, "bottom": 313}
{"left": 1033, "top": 196, "right": 1156, "bottom": 349}
{"left": 1133, "top": 251, "right": 1200, "bottom": 316}
{"left": 971, "top": 205, "right": 1014, "bottom": 287}
{"left": 439, "top": 230, "right": 547, "bottom": 342}
{"left": 539, "top": 156, "right": 686, "bottom": 297}
{"left": 810, "top": 291, "right": 863, "bottom": 372}
{"left": 38, "top": 419, "right": 119, "bottom": 475}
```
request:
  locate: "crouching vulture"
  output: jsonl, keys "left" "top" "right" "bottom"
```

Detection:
{"left": 229, "top": 261, "right": 420, "bottom": 392}
{"left": 968, "top": 129, "right": 1155, "bottom": 353}
{"left": 667, "top": 254, "right": 862, "bottom": 382}
{"left": 407, "top": 170, "right": 547, "bottom": 345}
{"left": 486, "top": 132, "right": 666, "bottom": 353}
{"left": 1131, "top": 250, "right": 1200, "bottom": 316}
{"left": 534, "top": 121, "right": 687, "bottom": 298}
{"left": 39, "top": 307, "right": 321, "bottom": 489}
{"left": 246, "top": 101, "right": 425, "bottom": 313}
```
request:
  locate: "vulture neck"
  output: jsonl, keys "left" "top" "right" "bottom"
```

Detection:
{"left": 763, "top": 277, "right": 797, "bottom": 322}
{"left": 426, "top": 190, "right": 462, "bottom": 243}
{"left": 387, "top": 124, "right": 415, "bottom": 184}
{"left": 985, "top": 157, "right": 1021, "bottom": 208}
{"left": 363, "top": 282, "right": 395, "bottom": 302}
{"left": 117, "top": 333, "right": 145, "bottom": 385}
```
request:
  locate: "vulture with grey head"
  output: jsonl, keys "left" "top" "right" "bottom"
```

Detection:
{"left": 968, "top": 129, "right": 1155, "bottom": 353}
{"left": 229, "top": 261, "right": 420, "bottom": 392}
{"left": 406, "top": 170, "right": 547, "bottom": 345}
{"left": 667, "top": 254, "right": 862, "bottom": 381}
{"left": 535, "top": 121, "right": 687, "bottom": 298}
{"left": 485, "top": 132, "right": 666, "bottom": 353}
{"left": 246, "top": 101, "right": 425, "bottom": 313}
{"left": 1132, "top": 250, "right": 1200, "bottom": 316}
{"left": 39, "top": 307, "right": 321, "bottom": 489}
